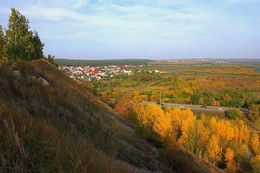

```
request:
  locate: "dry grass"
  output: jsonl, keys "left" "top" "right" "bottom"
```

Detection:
{"left": 0, "top": 59, "right": 165, "bottom": 173}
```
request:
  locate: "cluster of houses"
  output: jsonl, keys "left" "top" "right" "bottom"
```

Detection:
{"left": 59, "top": 65, "right": 134, "bottom": 81}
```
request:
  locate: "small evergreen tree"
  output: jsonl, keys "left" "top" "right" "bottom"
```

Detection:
{"left": 5, "top": 8, "right": 44, "bottom": 61}
{"left": 31, "top": 31, "right": 44, "bottom": 60}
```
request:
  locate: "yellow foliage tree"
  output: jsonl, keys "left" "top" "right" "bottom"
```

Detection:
{"left": 153, "top": 112, "right": 172, "bottom": 138}
{"left": 209, "top": 117, "right": 218, "bottom": 133}
{"left": 114, "top": 101, "right": 129, "bottom": 117}
{"left": 207, "top": 135, "right": 222, "bottom": 165}
{"left": 199, "top": 97, "right": 204, "bottom": 105}
{"left": 238, "top": 120, "right": 250, "bottom": 144}
{"left": 187, "top": 120, "right": 210, "bottom": 157}
{"left": 225, "top": 147, "right": 237, "bottom": 173}
{"left": 251, "top": 134, "right": 259, "bottom": 155}
{"left": 251, "top": 155, "right": 260, "bottom": 173}
{"left": 178, "top": 109, "right": 196, "bottom": 146}
{"left": 132, "top": 104, "right": 148, "bottom": 125}
{"left": 145, "top": 104, "right": 164, "bottom": 128}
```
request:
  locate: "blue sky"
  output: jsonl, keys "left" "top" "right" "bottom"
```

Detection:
{"left": 1, "top": 0, "right": 260, "bottom": 59}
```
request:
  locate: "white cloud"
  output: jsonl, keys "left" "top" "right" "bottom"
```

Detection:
{"left": 28, "top": 0, "right": 89, "bottom": 9}
{"left": 1, "top": 0, "right": 259, "bottom": 58}
{"left": 228, "top": 0, "right": 258, "bottom": 4}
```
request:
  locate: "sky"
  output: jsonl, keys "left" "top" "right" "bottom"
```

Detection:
{"left": 1, "top": 0, "right": 260, "bottom": 59}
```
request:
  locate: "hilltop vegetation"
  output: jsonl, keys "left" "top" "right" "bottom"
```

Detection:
{"left": 0, "top": 8, "right": 44, "bottom": 62}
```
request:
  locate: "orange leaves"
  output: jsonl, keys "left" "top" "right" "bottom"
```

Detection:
{"left": 153, "top": 112, "right": 172, "bottom": 138}
{"left": 225, "top": 148, "right": 235, "bottom": 162}
{"left": 145, "top": 104, "right": 164, "bottom": 127}
{"left": 251, "top": 134, "right": 259, "bottom": 155}
{"left": 131, "top": 104, "right": 147, "bottom": 125}
{"left": 225, "top": 148, "right": 237, "bottom": 172}
{"left": 207, "top": 135, "right": 222, "bottom": 165}
{"left": 238, "top": 120, "right": 250, "bottom": 144}
{"left": 130, "top": 103, "right": 258, "bottom": 171}
{"left": 251, "top": 155, "right": 260, "bottom": 173}
{"left": 114, "top": 101, "right": 130, "bottom": 117}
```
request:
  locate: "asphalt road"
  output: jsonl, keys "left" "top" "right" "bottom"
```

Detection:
{"left": 145, "top": 102, "right": 230, "bottom": 112}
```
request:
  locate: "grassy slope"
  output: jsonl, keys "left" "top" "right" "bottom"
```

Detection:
{"left": 0, "top": 59, "right": 222, "bottom": 173}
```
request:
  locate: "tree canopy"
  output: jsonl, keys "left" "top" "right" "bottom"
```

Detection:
{"left": 1, "top": 8, "right": 44, "bottom": 61}
{"left": 0, "top": 25, "right": 5, "bottom": 60}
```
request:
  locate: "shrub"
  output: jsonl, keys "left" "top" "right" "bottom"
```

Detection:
{"left": 225, "top": 108, "right": 242, "bottom": 120}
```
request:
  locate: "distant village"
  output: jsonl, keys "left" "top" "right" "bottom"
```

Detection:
{"left": 59, "top": 64, "right": 159, "bottom": 81}
{"left": 59, "top": 60, "right": 228, "bottom": 82}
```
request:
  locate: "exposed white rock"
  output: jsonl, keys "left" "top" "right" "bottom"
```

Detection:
{"left": 12, "top": 71, "right": 21, "bottom": 78}
{"left": 37, "top": 77, "right": 50, "bottom": 86}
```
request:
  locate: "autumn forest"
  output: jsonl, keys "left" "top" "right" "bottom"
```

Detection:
{"left": 74, "top": 60, "right": 260, "bottom": 172}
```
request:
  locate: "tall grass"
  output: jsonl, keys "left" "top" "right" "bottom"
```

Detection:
{"left": 0, "top": 60, "right": 166, "bottom": 173}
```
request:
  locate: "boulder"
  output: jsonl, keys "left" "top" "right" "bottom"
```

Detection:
{"left": 12, "top": 71, "right": 21, "bottom": 78}
{"left": 37, "top": 77, "right": 50, "bottom": 86}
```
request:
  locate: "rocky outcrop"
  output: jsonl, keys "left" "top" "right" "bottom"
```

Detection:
{"left": 37, "top": 77, "right": 50, "bottom": 86}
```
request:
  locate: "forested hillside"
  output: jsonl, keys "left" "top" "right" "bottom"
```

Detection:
{"left": 118, "top": 103, "right": 260, "bottom": 172}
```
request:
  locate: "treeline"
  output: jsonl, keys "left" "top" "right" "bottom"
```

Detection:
{"left": 55, "top": 59, "right": 154, "bottom": 66}
{"left": 0, "top": 8, "right": 44, "bottom": 62}
{"left": 116, "top": 103, "right": 260, "bottom": 172}
{"left": 95, "top": 72, "right": 259, "bottom": 109}
{"left": 192, "top": 89, "right": 257, "bottom": 107}
{"left": 99, "top": 87, "right": 259, "bottom": 121}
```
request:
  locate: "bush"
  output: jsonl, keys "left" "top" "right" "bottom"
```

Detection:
{"left": 248, "top": 104, "right": 260, "bottom": 122}
{"left": 225, "top": 108, "right": 242, "bottom": 120}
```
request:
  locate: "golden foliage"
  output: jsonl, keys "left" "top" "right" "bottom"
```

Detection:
{"left": 130, "top": 103, "right": 259, "bottom": 171}
{"left": 207, "top": 135, "right": 222, "bottom": 165}
{"left": 114, "top": 101, "right": 130, "bottom": 117}
{"left": 251, "top": 155, "right": 260, "bottom": 173}
{"left": 225, "top": 148, "right": 237, "bottom": 173}
{"left": 251, "top": 134, "right": 260, "bottom": 155}
{"left": 153, "top": 111, "right": 172, "bottom": 138}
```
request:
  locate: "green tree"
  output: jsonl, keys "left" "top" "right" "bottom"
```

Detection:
{"left": 31, "top": 31, "right": 44, "bottom": 59}
{"left": 0, "top": 25, "right": 5, "bottom": 59}
{"left": 191, "top": 93, "right": 200, "bottom": 105}
{"left": 47, "top": 54, "right": 57, "bottom": 66}
{"left": 248, "top": 104, "right": 260, "bottom": 122}
{"left": 226, "top": 108, "right": 242, "bottom": 120}
{"left": 5, "top": 8, "right": 44, "bottom": 61}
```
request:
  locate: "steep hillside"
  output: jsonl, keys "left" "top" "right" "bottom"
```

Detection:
{"left": 0, "top": 59, "right": 223, "bottom": 173}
